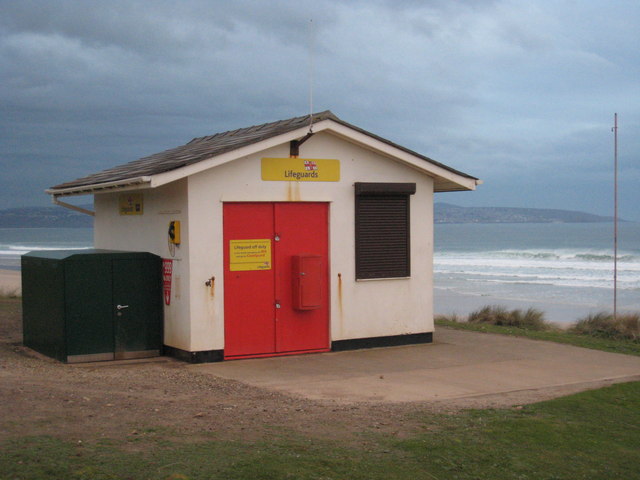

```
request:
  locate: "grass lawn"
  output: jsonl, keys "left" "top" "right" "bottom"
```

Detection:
{"left": 2, "top": 381, "right": 639, "bottom": 480}
{"left": 436, "top": 318, "right": 640, "bottom": 357}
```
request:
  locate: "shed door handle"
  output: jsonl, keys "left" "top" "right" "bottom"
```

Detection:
{"left": 116, "top": 304, "right": 129, "bottom": 310}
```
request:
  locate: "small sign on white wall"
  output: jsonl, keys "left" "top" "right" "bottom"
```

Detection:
{"left": 119, "top": 193, "right": 144, "bottom": 215}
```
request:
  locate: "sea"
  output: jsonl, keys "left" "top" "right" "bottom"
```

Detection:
{"left": 435, "top": 222, "right": 640, "bottom": 324}
{"left": 1, "top": 223, "right": 638, "bottom": 325}
{"left": 0, "top": 228, "right": 94, "bottom": 270}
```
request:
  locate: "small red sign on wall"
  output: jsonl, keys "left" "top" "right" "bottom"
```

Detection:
{"left": 162, "top": 259, "right": 173, "bottom": 305}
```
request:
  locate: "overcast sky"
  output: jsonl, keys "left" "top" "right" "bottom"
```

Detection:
{"left": 1, "top": 0, "right": 638, "bottom": 219}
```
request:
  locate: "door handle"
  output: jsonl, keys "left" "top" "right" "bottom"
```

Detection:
{"left": 116, "top": 304, "right": 130, "bottom": 310}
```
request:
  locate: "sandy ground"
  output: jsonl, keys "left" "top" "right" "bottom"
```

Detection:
{"left": 0, "top": 298, "right": 427, "bottom": 444}
{"left": 2, "top": 295, "right": 639, "bottom": 445}
{"left": 0, "top": 269, "right": 20, "bottom": 296}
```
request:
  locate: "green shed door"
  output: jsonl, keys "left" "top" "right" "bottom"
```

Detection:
{"left": 112, "top": 258, "right": 162, "bottom": 359}
{"left": 65, "top": 259, "right": 114, "bottom": 361}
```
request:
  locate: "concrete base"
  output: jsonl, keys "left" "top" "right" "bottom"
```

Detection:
{"left": 191, "top": 328, "right": 640, "bottom": 403}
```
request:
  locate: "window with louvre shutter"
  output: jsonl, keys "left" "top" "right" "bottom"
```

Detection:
{"left": 354, "top": 183, "right": 416, "bottom": 279}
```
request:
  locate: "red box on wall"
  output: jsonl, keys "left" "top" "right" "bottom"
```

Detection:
{"left": 292, "top": 255, "right": 323, "bottom": 310}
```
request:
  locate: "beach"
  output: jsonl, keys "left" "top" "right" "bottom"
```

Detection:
{"left": 0, "top": 269, "right": 21, "bottom": 295}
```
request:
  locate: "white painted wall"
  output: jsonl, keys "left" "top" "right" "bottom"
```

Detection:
{"left": 185, "top": 131, "right": 434, "bottom": 351}
{"left": 93, "top": 179, "right": 192, "bottom": 351}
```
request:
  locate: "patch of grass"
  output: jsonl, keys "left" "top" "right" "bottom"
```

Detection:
{"left": 0, "top": 296, "right": 21, "bottom": 309}
{"left": 570, "top": 311, "right": 639, "bottom": 341}
{"left": 467, "top": 304, "right": 551, "bottom": 330}
{"left": 435, "top": 312, "right": 464, "bottom": 323}
{"left": 436, "top": 317, "right": 640, "bottom": 356}
{"left": 2, "top": 382, "right": 639, "bottom": 480}
{"left": 0, "top": 433, "right": 421, "bottom": 480}
{"left": 397, "top": 381, "right": 640, "bottom": 479}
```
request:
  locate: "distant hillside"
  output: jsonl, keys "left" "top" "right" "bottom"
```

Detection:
{"left": 435, "top": 203, "right": 618, "bottom": 224}
{"left": 0, "top": 206, "right": 93, "bottom": 228}
{"left": 0, "top": 203, "right": 621, "bottom": 228}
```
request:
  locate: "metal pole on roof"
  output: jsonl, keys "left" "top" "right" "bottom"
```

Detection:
{"left": 308, "top": 18, "right": 315, "bottom": 132}
{"left": 612, "top": 113, "right": 618, "bottom": 320}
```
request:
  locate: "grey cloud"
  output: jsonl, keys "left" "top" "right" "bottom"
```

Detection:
{"left": 0, "top": 0, "right": 638, "bottom": 220}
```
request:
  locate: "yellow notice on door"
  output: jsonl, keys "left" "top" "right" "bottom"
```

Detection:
{"left": 261, "top": 158, "right": 340, "bottom": 182}
{"left": 229, "top": 239, "right": 272, "bottom": 271}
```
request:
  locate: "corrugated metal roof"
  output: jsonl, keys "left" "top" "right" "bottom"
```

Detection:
{"left": 49, "top": 110, "right": 477, "bottom": 192}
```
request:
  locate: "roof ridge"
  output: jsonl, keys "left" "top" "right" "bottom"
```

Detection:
{"left": 187, "top": 111, "right": 336, "bottom": 145}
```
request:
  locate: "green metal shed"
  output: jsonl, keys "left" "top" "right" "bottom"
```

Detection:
{"left": 22, "top": 249, "right": 163, "bottom": 363}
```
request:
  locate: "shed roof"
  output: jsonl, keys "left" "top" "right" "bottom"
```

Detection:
{"left": 48, "top": 110, "right": 479, "bottom": 195}
{"left": 22, "top": 249, "right": 156, "bottom": 260}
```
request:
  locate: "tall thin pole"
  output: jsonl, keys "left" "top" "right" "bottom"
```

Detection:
{"left": 612, "top": 113, "right": 618, "bottom": 320}
{"left": 308, "top": 18, "right": 315, "bottom": 132}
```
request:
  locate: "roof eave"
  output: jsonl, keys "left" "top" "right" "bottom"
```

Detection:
{"left": 46, "top": 176, "right": 153, "bottom": 197}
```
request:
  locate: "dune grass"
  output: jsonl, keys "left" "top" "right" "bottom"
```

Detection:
{"left": 436, "top": 305, "right": 640, "bottom": 356}
{"left": 570, "top": 311, "right": 639, "bottom": 341}
{"left": 467, "top": 305, "right": 551, "bottom": 331}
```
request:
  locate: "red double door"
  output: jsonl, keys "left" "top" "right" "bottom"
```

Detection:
{"left": 223, "top": 202, "right": 329, "bottom": 359}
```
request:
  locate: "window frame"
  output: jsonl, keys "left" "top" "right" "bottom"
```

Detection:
{"left": 354, "top": 182, "right": 416, "bottom": 280}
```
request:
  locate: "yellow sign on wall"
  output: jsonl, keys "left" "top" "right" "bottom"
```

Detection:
{"left": 119, "top": 193, "right": 143, "bottom": 215}
{"left": 229, "top": 239, "right": 272, "bottom": 271}
{"left": 261, "top": 158, "right": 340, "bottom": 182}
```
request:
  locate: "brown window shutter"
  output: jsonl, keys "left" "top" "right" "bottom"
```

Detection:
{"left": 355, "top": 184, "right": 414, "bottom": 279}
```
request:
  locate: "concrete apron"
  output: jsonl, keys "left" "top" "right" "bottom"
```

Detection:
{"left": 190, "top": 328, "right": 640, "bottom": 404}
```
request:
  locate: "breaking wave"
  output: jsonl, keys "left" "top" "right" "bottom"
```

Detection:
{"left": 434, "top": 248, "right": 640, "bottom": 291}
